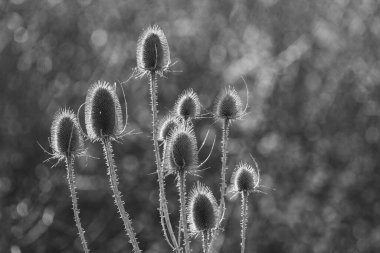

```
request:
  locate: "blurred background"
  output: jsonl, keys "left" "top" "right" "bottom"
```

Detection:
{"left": 1, "top": 0, "right": 380, "bottom": 252}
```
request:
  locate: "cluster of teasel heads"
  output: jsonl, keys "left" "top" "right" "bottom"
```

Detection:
{"left": 41, "top": 25, "right": 265, "bottom": 253}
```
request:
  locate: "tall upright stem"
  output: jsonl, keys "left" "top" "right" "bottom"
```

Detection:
{"left": 149, "top": 71, "right": 180, "bottom": 252}
{"left": 240, "top": 192, "right": 248, "bottom": 253}
{"left": 208, "top": 119, "right": 230, "bottom": 253}
{"left": 102, "top": 138, "right": 141, "bottom": 253}
{"left": 220, "top": 119, "right": 230, "bottom": 216}
{"left": 178, "top": 172, "right": 190, "bottom": 253}
{"left": 202, "top": 231, "right": 208, "bottom": 253}
{"left": 65, "top": 156, "right": 90, "bottom": 253}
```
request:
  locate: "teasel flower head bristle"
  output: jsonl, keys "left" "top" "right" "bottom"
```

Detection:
{"left": 174, "top": 89, "right": 201, "bottom": 121}
{"left": 231, "top": 161, "right": 260, "bottom": 194}
{"left": 165, "top": 124, "right": 198, "bottom": 175}
{"left": 85, "top": 81, "right": 123, "bottom": 141}
{"left": 214, "top": 86, "right": 244, "bottom": 121}
{"left": 51, "top": 108, "right": 84, "bottom": 158}
{"left": 188, "top": 182, "right": 219, "bottom": 235}
{"left": 136, "top": 25, "right": 170, "bottom": 77}
{"left": 158, "top": 114, "right": 181, "bottom": 142}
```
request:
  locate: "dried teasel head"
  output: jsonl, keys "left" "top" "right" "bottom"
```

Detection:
{"left": 136, "top": 25, "right": 170, "bottom": 76}
{"left": 214, "top": 86, "right": 243, "bottom": 121}
{"left": 174, "top": 89, "right": 201, "bottom": 121}
{"left": 188, "top": 182, "right": 219, "bottom": 235}
{"left": 231, "top": 161, "right": 260, "bottom": 194}
{"left": 165, "top": 124, "right": 198, "bottom": 175}
{"left": 85, "top": 81, "right": 123, "bottom": 141}
{"left": 51, "top": 108, "right": 84, "bottom": 158}
{"left": 158, "top": 114, "right": 180, "bottom": 142}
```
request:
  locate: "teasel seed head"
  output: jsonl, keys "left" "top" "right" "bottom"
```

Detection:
{"left": 51, "top": 108, "right": 84, "bottom": 158}
{"left": 85, "top": 81, "right": 123, "bottom": 141}
{"left": 231, "top": 162, "right": 260, "bottom": 194}
{"left": 166, "top": 124, "right": 198, "bottom": 175}
{"left": 158, "top": 114, "right": 180, "bottom": 142}
{"left": 188, "top": 182, "right": 219, "bottom": 235}
{"left": 214, "top": 87, "right": 243, "bottom": 121}
{"left": 174, "top": 89, "right": 201, "bottom": 121}
{"left": 136, "top": 25, "right": 170, "bottom": 76}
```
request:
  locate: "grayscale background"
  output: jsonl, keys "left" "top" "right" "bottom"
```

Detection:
{"left": 0, "top": 0, "right": 379, "bottom": 252}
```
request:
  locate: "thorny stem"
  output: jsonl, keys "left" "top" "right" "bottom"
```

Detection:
{"left": 149, "top": 71, "right": 180, "bottom": 252}
{"left": 65, "top": 156, "right": 90, "bottom": 253}
{"left": 178, "top": 172, "right": 190, "bottom": 253}
{"left": 219, "top": 119, "right": 230, "bottom": 218}
{"left": 241, "top": 192, "right": 248, "bottom": 253}
{"left": 208, "top": 119, "right": 230, "bottom": 253}
{"left": 202, "top": 231, "right": 208, "bottom": 253}
{"left": 102, "top": 138, "right": 141, "bottom": 253}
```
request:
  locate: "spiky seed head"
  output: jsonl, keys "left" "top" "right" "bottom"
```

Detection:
{"left": 158, "top": 114, "right": 180, "bottom": 142}
{"left": 214, "top": 87, "right": 243, "bottom": 121}
{"left": 85, "top": 81, "right": 123, "bottom": 141}
{"left": 174, "top": 89, "right": 201, "bottom": 121}
{"left": 188, "top": 182, "right": 219, "bottom": 234}
{"left": 136, "top": 25, "right": 170, "bottom": 75}
{"left": 231, "top": 162, "right": 260, "bottom": 193}
{"left": 166, "top": 124, "right": 198, "bottom": 175}
{"left": 51, "top": 108, "right": 84, "bottom": 157}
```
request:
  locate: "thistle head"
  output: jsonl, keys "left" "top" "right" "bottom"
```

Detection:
{"left": 85, "top": 81, "right": 123, "bottom": 141}
{"left": 231, "top": 162, "right": 260, "bottom": 194}
{"left": 188, "top": 182, "right": 219, "bottom": 235}
{"left": 136, "top": 25, "right": 170, "bottom": 76}
{"left": 165, "top": 124, "right": 198, "bottom": 175}
{"left": 174, "top": 89, "right": 201, "bottom": 121}
{"left": 158, "top": 114, "right": 180, "bottom": 142}
{"left": 51, "top": 108, "right": 84, "bottom": 158}
{"left": 214, "top": 87, "right": 243, "bottom": 121}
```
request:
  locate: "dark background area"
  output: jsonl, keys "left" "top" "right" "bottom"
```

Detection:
{"left": 1, "top": 0, "right": 380, "bottom": 252}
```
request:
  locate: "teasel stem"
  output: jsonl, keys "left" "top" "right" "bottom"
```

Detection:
{"left": 178, "top": 172, "right": 190, "bottom": 253}
{"left": 202, "top": 230, "right": 209, "bottom": 253}
{"left": 159, "top": 142, "right": 175, "bottom": 250}
{"left": 219, "top": 118, "right": 230, "bottom": 219}
{"left": 240, "top": 191, "right": 248, "bottom": 253}
{"left": 208, "top": 119, "right": 230, "bottom": 253}
{"left": 65, "top": 156, "right": 90, "bottom": 253}
{"left": 102, "top": 138, "right": 141, "bottom": 253}
{"left": 149, "top": 71, "right": 180, "bottom": 252}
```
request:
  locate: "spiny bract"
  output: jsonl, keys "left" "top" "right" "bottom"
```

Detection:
{"left": 85, "top": 81, "right": 123, "bottom": 141}
{"left": 231, "top": 162, "right": 260, "bottom": 193}
{"left": 136, "top": 25, "right": 170, "bottom": 75}
{"left": 214, "top": 87, "right": 243, "bottom": 121}
{"left": 51, "top": 108, "right": 84, "bottom": 157}
{"left": 165, "top": 124, "right": 198, "bottom": 175}
{"left": 174, "top": 89, "right": 201, "bottom": 121}
{"left": 188, "top": 182, "right": 219, "bottom": 234}
{"left": 158, "top": 114, "right": 180, "bottom": 142}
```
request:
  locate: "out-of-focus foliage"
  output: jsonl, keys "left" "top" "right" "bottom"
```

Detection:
{"left": 1, "top": 0, "right": 380, "bottom": 252}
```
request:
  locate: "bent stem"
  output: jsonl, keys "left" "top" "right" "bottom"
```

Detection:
{"left": 149, "top": 71, "right": 180, "bottom": 252}
{"left": 178, "top": 172, "right": 190, "bottom": 253}
{"left": 65, "top": 156, "right": 90, "bottom": 253}
{"left": 102, "top": 138, "right": 141, "bottom": 253}
{"left": 240, "top": 192, "right": 248, "bottom": 253}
